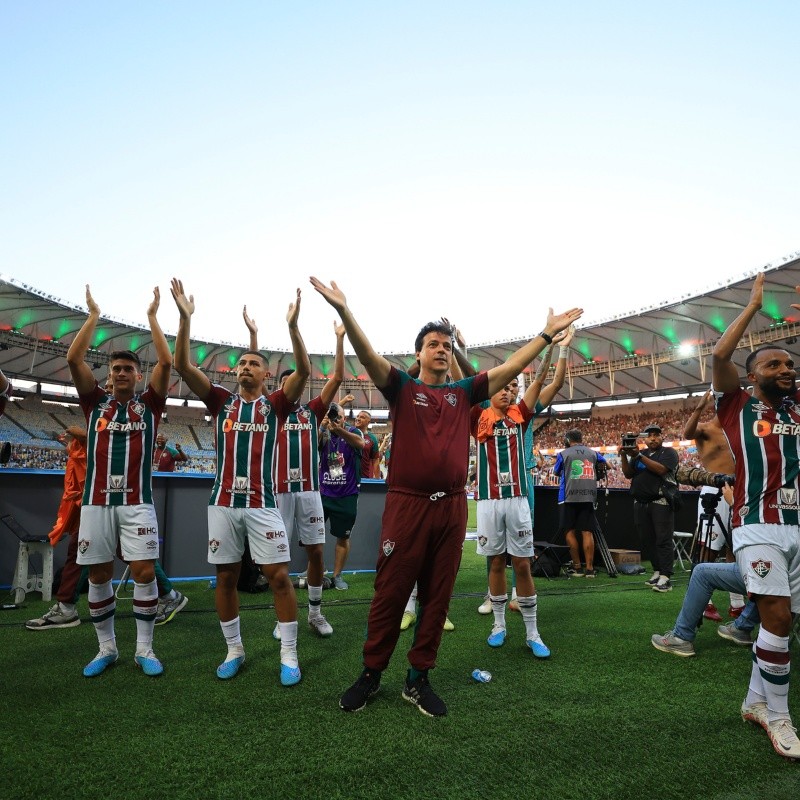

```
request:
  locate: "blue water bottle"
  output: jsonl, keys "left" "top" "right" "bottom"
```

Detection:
{"left": 472, "top": 669, "right": 492, "bottom": 683}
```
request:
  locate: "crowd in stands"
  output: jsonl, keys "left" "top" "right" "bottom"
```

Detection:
{"left": 2, "top": 392, "right": 710, "bottom": 490}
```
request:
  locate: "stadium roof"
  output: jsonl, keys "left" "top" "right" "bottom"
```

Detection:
{"left": 3, "top": 252, "right": 800, "bottom": 408}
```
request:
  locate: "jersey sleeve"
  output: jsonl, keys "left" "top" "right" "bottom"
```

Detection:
{"left": 78, "top": 383, "right": 107, "bottom": 420}
{"left": 378, "top": 367, "right": 404, "bottom": 404}
{"left": 553, "top": 453, "right": 564, "bottom": 475}
{"left": 714, "top": 387, "right": 748, "bottom": 429}
{"left": 308, "top": 395, "right": 327, "bottom": 423}
{"left": 205, "top": 384, "right": 232, "bottom": 417}
{"left": 141, "top": 384, "right": 167, "bottom": 418}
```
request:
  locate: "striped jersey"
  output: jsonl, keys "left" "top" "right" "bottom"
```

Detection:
{"left": 204, "top": 385, "right": 290, "bottom": 508}
{"left": 470, "top": 399, "right": 533, "bottom": 500}
{"left": 274, "top": 395, "right": 326, "bottom": 494}
{"left": 80, "top": 384, "right": 165, "bottom": 506}
{"left": 716, "top": 387, "right": 800, "bottom": 528}
{"left": 380, "top": 368, "right": 489, "bottom": 493}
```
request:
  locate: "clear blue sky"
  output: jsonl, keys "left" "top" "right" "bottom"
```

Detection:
{"left": 2, "top": 2, "right": 798, "bottom": 353}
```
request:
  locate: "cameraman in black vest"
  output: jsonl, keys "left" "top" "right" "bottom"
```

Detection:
{"left": 620, "top": 423, "right": 679, "bottom": 593}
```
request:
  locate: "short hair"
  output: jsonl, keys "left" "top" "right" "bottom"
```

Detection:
{"left": 414, "top": 321, "right": 454, "bottom": 354}
{"left": 278, "top": 369, "right": 294, "bottom": 382}
{"left": 357, "top": 410, "right": 372, "bottom": 420}
{"left": 745, "top": 345, "right": 789, "bottom": 375}
{"left": 110, "top": 350, "right": 141, "bottom": 369}
{"left": 238, "top": 350, "right": 267, "bottom": 367}
{"left": 566, "top": 428, "right": 582, "bottom": 443}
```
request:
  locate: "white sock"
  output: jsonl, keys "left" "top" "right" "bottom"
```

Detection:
{"left": 59, "top": 601, "right": 76, "bottom": 615}
{"left": 490, "top": 594, "right": 507, "bottom": 628}
{"left": 308, "top": 585, "right": 323, "bottom": 619}
{"left": 133, "top": 579, "right": 158, "bottom": 655}
{"left": 220, "top": 616, "right": 243, "bottom": 657}
{"left": 730, "top": 593, "right": 745, "bottom": 609}
{"left": 279, "top": 621, "right": 299, "bottom": 667}
{"left": 753, "top": 627, "right": 791, "bottom": 722}
{"left": 88, "top": 580, "right": 116, "bottom": 651}
{"left": 518, "top": 594, "right": 539, "bottom": 640}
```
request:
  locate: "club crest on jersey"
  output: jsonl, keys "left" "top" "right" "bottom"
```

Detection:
{"left": 297, "top": 408, "right": 310, "bottom": 422}
{"left": 739, "top": 506, "right": 750, "bottom": 519}
{"left": 751, "top": 559, "right": 771, "bottom": 578}
{"left": 209, "top": 538, "right": 220, "bottom": 553}
{"left": 382, "top": 539, "right": 395, "bottom": 557}
{"left": 131, "top": 402, "right": 145, "bottom": 416}
{"left": 258, "top": 401, "right": 270, "bottom": 417}
{"left": 444, "top": 392, "right": 457, "bottom": 407}
{"left": 78, "top": 539, "right": 90, "bottom": 555}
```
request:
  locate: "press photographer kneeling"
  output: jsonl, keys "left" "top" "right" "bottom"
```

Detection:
{"left": 620, "top": 424, "right": 679, "bottom": 593}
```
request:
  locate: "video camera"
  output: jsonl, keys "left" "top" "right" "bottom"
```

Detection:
{"left": 621, "top": 432, "right": 641, "bottom": 449}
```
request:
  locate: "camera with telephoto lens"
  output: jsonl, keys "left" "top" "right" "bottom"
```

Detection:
{"left": 327, "top": 404, "right": 341, "bottom": 424}
{"left": 713, "top": 473, "right": 735, "bottom": 489}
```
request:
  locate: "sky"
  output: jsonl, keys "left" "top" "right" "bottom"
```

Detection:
{"left": 2, "top": 2, "right": 799, "bottom": 355}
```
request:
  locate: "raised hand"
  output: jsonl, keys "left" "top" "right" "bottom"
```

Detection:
{"left": 546, "top": 307, "right": 583, "bottom": 335}
{"left": 310, "top": 277, "right": 347, "bottom": 313}
{"left": 287, "top": 288, "right": 301, "bottom": 327}
{"left": 243, "top": 305, "right": 257, "bottom": 336}
{"left": 334, "top": 320, "right": 346, "bottom": 338}
{"left": 85, "top": 285, "right": 100, "bottom": 316}
{"left": 170, "top": 278, "right": 195, "bottom": 319}
{"left": 147, "top": 286, "right": 161, "bottom": 317}
{"left": 749, "top": 272, "right": 764, "bottom": 309}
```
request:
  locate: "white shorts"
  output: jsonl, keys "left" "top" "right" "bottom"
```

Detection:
{"left": 77, "top": 504, "right": 159, "bottom": 565}
{"left": 476, "top": 496, "right": 534, "bottom": 558}
{"left": 276, "top": 491, "right": 326, "bottom": 546}
{"left": 695, "top": 486, "right": 731, "bottom": 552}
{"left": 207, "top": 506, "right": 290, "bottom": 566}
{"left": 734, "top": 524, "right": 800, "bottom": 611}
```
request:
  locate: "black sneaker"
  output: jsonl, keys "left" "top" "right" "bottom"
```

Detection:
{"left": 652, "top": 579, "right": 673, "bottom": 593}
{"left": 339, "top": 669, "right": 381, "bottom": 712}
{"left": 402, "top": 673, "right": 448, "bottom": 717}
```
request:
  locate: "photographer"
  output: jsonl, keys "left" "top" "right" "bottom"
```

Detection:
{"left": 620, "top": 423, "right": 679, "bottom": 592}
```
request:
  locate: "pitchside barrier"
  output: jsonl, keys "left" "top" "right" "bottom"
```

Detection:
{"left": 0, "top": 469, "right": 699, "bottom": 588}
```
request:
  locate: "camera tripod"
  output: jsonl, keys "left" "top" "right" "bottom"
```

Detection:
{"left": 592, "top": 490, "right": 618, "bottom": 577}
{"left": 690, "top": 488, "right": 729, "bottom": 564}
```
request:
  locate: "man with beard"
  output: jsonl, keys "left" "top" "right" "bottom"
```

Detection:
{"left": 712, "top": 272, "right": 800, "bottom": 760}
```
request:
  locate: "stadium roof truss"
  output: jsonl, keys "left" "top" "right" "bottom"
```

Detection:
{"left": 2, "top": 252, "right": 800, "bottom": 409}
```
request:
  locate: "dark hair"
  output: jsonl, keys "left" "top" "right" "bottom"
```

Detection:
{"left": 745, "top": 345, "right": 789, "bottom": 375}
{"left": 565, "top": 428, "right": 582, "bottom": 443}
{"left": 278, "top": 369, "right": 294, "bottom": 382}
{"left": 110, "top": 350, "right": 141, "bottom": 368}
{"left": 414, "top": 321, "right": 454, "bottom": 354}
{"left": 238, "top": 350, "right": 267, "bottom": 366}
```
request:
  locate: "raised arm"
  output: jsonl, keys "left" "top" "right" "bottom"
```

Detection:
{"left": 66, "top": 285, "right": 103, "bottom": 395}
{"left": 319, "top": 321, "right": 346, "bottom": 406}
{"left": 310, "top": 277, "right": 392, "bottom": 388}
{"left": 147, "top": 287, "right": 172, "bottom": 398}
{"left": 538, "top": 328, "right": 573, "bottom": 408}
{"left": 683, "top": 389, "right": 712, "bottom": 441}
{"left": 442, "top": 318, "right": 476, "bottom": 379}
{"left": 170, "top": 278, "right": 212, "bottom": 401}
{"left": 243, "top": 305, "right": 258, "bottom": 352}
{"left": 712, "top": 273, "right": 763, "bottom": 393}
{"left": 486, "top": 307, "right": 582, "bottom": 395}
{"left": 281, "top": 288, "right": 311, "bottom": 404}
{"left": 522, "top": 345, "right": 554, "bottom": 410}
